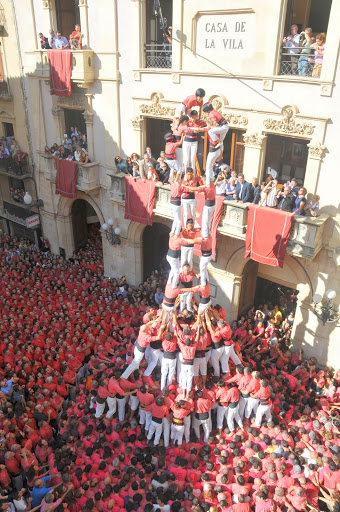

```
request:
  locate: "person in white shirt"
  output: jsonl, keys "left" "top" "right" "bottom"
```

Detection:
{"left": 282, "top": 24, "right": 301, "bottom": 74}
{"left": 48, "top": 29, "right": 56, "bottom": 49}
{"left": 55, "top": 31, "right": 70, "bottom": 50}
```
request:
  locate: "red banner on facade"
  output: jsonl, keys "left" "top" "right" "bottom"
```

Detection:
{"left": 55, "top": 158, "right": 77, "bottom": 198}
{"left": 245, "top": 204, "right": 294, "bottom": 267}
{"left": 124, "top": 177, "right": 156, "bottom": 226}
{"left": 47, "top": 50, "right": 72, "bottom": 96}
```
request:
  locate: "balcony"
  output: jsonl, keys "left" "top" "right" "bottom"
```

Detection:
{"left": 0, "top": 157, "right": 32, "bottom": 179}
{"left": 77, "top": 162, "right": 100, "bottom": 191}
{"left": 0, "top": 81, "right": 12, "bottom": 100}
{"left": 144, "top": 43, "right": 172, "bottom": 69}
{"left": 279, "top": 47, "right": 315, "bottom": 78}
{"left": 33, "top": 50, "right": 95, "bottom": 84}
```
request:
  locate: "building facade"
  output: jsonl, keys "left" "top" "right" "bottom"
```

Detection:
{"left": 0, "top": 0, "right": 339, "bottom": 366}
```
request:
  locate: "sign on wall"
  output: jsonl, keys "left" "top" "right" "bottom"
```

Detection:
{"left": 195, "top": 11, "right": 256, "bottom": 59}
{"left": 26, "top": 215, "right": 40, "bottom": 229}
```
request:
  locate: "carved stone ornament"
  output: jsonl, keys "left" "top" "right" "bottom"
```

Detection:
{"left": 42, "top": 0, "right": 50, "bottom": 8}
{"left": 263, "top": 104, "right": 314, "bottom": 136}
{"left": 0, "top": 2, "right": 6, "bottom": 29}
{"left": 78, "top": 0, "right": 88, "bottom": 5}
{"left": 82, "top": 110, "right": 94, "bottom": 123}
{"left": 57, "top": 95, "right": 87, "bottom": 109}
{"left": 51, "top": 106, "right": 62, "bottom": 118}
{"left": 131, "top": 117, "right": 142, "bottom": 130}
{"left": 307, "top": 142, "right": 327, "bottom": 159}
{"left": 139, "top": 93, "right": 176, "bottom": 118}
{"left": 243, "top": 132, "right": 266, "bottom": 147}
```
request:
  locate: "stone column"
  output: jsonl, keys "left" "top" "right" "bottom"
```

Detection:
{"left": 305, "top": 142, "right": 327, "bottom": 195}
{"left": 51, "top": 106, "right": 64, "bottom": 145}
{"left": 242, "top": 132, "right": 267, "bottom": 183}
{"left": 78, "top": 0, "right": 90, "bottom": 49}
{"left": 42, "top": 0, "right": 57, "bottom": 33}
{"left": 83, "top": 110, "right": 94, "bottom": 159}
{"left": 131, "top": 116, "right": 143, "bottom": 156}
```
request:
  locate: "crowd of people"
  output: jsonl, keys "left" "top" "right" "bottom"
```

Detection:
{"left": 44, "top": 129, "right": 89, "bottom": 164}
{"left": 38, "top": 26, "right": 83, "bottom": 51}
{"left": 0, "top": 219, "right": 339, "bottom": 512}
{"left": 281, "top": 24, "right": 326, "bottom": 77}
{"left": 0, "top": 138, "right": 28, "bottom": 175}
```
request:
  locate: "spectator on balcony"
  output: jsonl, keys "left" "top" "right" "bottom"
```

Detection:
{"left": 65, "top": 153, "right": 73, "bottom": 162}
{"left": 79, "top": 150, "right": 90, "bottom": 165}
{"left": 67, "top": 143, "right": 74, "bottom": 157}
{"left": 59, "top": 145, "right": 68, "bottom": 159}
{"left": 251, "top": 177, "right": 261, "bottom": 204}
{"left": 157, "top": 163, "right": 170, "bottom": 184}
{"left": 305, "top": 194, "right": 320, "bottom": 217}
{"left": 261, "top": 179, "right": 278, "bottom": 207}
{"left": 282, "top": 24, "right": 300, "bottom": 74}
{"left": 48, "top": 29, "right": 56, "bottom": 49}
{"left": 298, "top": 28, "right": 314, "bottom": 76}
{"left": 293, "top": 187, "right": 307, "bottom": 215}
{"left": 233, "top": 173, "right": 253, "bottom": 203}
{"left": 287, "top": 177, "right": 299, "bottom": 196}
{"left": 71, "top": 135, "right": 78, "bottom": 150}
{"left": 131, "top": 152, "right": 140, "bottom": 165}
{"left": 69, "top": 34, "right": 79, "bottom": 50}
{"left": 81, "top": 134, "right": 88, "bottom": 151}
{"left": 139, "top": 153, "right": 155, "bottom": 180}
{"left": 311, "top": 33, "right": 326, "bottom": 78}
{"left": 74, "top": 145, "right": 82, "bottom": 162}
{"left": 132, "top": 162, "right": 140, "bottom": 177}
{"left": 10, "top": 139, "right": 20, "bottom": 160}
{"left": 277, "top": 185, "right": 295, "bottom": 212}
{"left": 214, "top": 172, "right": 227, "bottom": 197}
{"left": 145, "top": 147, "right": 157, "bottom": 166}
{"left": 225, "top": 178, "right": 236, "bottom": 199}
{"left": 72, "top": 24, "right": 83, "bottom": 49}
{"left": 71, "top": 126, "right": 78, "bottom": 137}
{"left": 55, "top": 31, "right": 70, "bottom": 50}
{"left": 38, "top": 33, "right": 50, "bottom": 50}
{"left": 114, "top": 156, "right": 127, "bottom": 173}
{"left": 126, "top": 156, "right": 133, "bottom": 175}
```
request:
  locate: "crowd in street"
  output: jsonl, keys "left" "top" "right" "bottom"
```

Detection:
{"left": 0, "top": 231, "right": 339, "bottom": 512}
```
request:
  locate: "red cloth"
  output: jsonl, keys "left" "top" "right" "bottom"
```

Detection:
{"left": 55, "top": 158, "right": 78, "bottom": 198}
{"left": 245, "top": 204, "right": 294, "bottom": 268}
{"left": 47, "top": 50, "right": 72, "bottom": 96}
{"left": 193, "top": 194, "right": 224, "bottom": 260}
{"left": 124, "top": 177, "right": 156, "bottom": 225}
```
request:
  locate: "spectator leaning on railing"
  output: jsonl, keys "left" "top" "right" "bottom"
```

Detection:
{"left": 282, "top": 24, "right": 300, "bottom": 74}
{"left": 311, "top": 33, "right": 326, "bottom": 77}
{"left": 298, "top": 27, "right": 315, "bottom": 76}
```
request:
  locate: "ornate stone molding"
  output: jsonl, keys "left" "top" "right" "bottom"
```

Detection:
{"left": 57, "top": 95, "right": 87, "bottom": 109}
{"left": 131, "top": 117, "right": 142, "bottom": 130}
{"left": 0, "top": 2, "right": 6, "bottom": 30}
{"left": 82, "top": 110, "right": 94, "bottom": 124}
{"left": 139, "top": 93, "right": 176, "bottom": 118}
{"left": 307, "top": 142, "right": 327, "bottom": 160}
{"left": 51, "top": 107, "right": 62, "bottom": 118}
{"left": 42, "top": 0, "right": 50, "bottom": 8}
{"left": 263, "top": 104, "right": 314, "bottom": 136}
{"left": 243, "top": 132, "right": 266, "bottom": 148}
{"left": 201, "top": 94, "right": 247, "bottom": 127}
{"left": 78, "top": 0, "right": 88, "bottom": 5}
{"left": 0, "top": 109, "right": 15, "bottom": 119}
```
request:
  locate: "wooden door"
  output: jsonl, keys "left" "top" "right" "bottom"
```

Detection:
{"left": 55, "top": 0, "right": 77, "bottom": 40}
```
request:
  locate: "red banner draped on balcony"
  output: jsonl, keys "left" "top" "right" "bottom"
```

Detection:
{"left": 47, "top": 50, "right": 72, "bottom": 96}
{"left": 124, "top": 177, "right": 156, "bottom": 226}
{"left": 55, "top": 158, "right": 77, "bottom": 199}
{"left": 193, "top": 194, "right": 224, "bottom": 261}
{"left": 245, "top": 204, "right": 294, "bottom": 268}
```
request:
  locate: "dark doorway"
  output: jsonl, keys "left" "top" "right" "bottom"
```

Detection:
{"left": 72, "top": 199, "right": 87, "bottom": 252}
{"left": 263, "top": 134, "right": 309, "bottom": 185}
{"left": 2, "top": 122, "right": 14, "bottom": 138}
{"left": 146, "top": 118, "right": 172, "bottom": 158}
{"left": 238, "top": 260, "right": 259, "bottom": 316}
{"left": 222, "top": 129, "right": 246, "bottom": 173}
{"left": 255, "top": 277, "right": 298, "bottom": 314}
{"left": 64, "top": 109, "right": 86, "bottom": 138}
{"left": 55, "top": 0, "right": 80, "bottom": 41}
{"left": 143, "top": 222, "right": 170, "bottom": 280}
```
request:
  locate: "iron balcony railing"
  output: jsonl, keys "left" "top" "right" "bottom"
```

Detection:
{"left": 0, "top": 156, "right": 31, "bottom": 176}
{"left": 144, "top": 43, "right": 172, "bottom": 69}
{"left": 279, "top": 46, "right": 317, "bottom": 77}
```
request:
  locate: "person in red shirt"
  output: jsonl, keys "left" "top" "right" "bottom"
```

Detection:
{"left": 164, "top": 132, "right": 184, "bottom": 179}
{"left": 179, "top": 88, "right": 205, "bottom": 117}
{"left": 244, "top": 371, "right": 261, "bottom": 420}
{"left": 175, "top": 327, "right": 197, "bottom": 398}
{"left": 166, "top": 232, "right": 184, "bottom": 290}
{"left": 136, "top": 385, "right": 154, "bottom": 432}
{"left": 170, "top": 399, "right": 191, "bottom": 446}
{"left": 194, "top": 389, "right": 213, "bottom": 442}
{"left": 182, "top": 110, "right": 206, "bottom": 169}
{"left": 225, "top": 383, "right": 243, "bottom": 432}
{"left": 181, "top": 217, "right": 200, "bottom": 270}
{"left": 169, "top": 174, "right": 185, "bottom": 235}
{"left": 202, "top": 101, "right": 229, "bottom": 147}
{"left": 146, "top": 396, "right": 169, "bottom": 446}
{"left": 160, "top": 329, "right": 178, "bottom": 391}
{"left": 178, "top": 263, "right": 197, "bottom": 312}
{"left": 121, "top": 323, "right": 160, "bottom": 380}
{"left": 181, "top": 169, "right": 201, "bottom": 230}
{"left": 252, "top": 379, "right": 272, "bottom": 427}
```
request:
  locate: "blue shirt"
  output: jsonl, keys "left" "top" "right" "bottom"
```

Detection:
{"left": 31, "top": 476, "right": 51, "bottom": 508}
{"left": 54, "top": 36, "right": 70, "bottom": 49}
{"left": 1, "top": 380, "right": 12, "bottom": 394}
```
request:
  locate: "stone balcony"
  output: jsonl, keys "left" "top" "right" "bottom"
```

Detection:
{"left": 77, "top": 162, "right": 100, "bottom": 191}
{"left": 33, "top": 50, "right": 95, "bottom": 84}
{"left": 108, "top": 174, "right": 329, "bottom": 261}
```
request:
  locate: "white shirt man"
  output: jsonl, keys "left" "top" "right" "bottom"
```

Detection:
{"left": 54, "top": 32, "right": 70, "bottom": 49}
{"left": 283, "top": 24, "right": 300, "bottom": 55}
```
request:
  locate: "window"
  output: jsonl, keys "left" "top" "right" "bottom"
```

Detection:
{"left": 145, "top": 0, "right": 173, "bottom": 68}
{"left": 145, "top": 117, "right": 171, "bottom": 157}
{"left": 2, "top": 122, "right": 14, "bottom": 138}
{"left": 280, "top": 0, "right": 332, "bottom": 77}
{"left": 8, "top": 177, "right": 25, "bottom": 203}
{"left": 223, "top": 129, "right": 246, "bottom": 173}
{"left": 263, "top": 135, "right": 309, "bottom": 185}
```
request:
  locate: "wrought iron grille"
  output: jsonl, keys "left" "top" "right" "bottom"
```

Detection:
{"left": 145, "top": 43, "right": 172, "bottom": 68}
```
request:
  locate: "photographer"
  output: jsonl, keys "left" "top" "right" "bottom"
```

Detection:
{"left": 298, "top": 27, "right": 314, "bottom": 76}
{"left": 163, "top": 25, "right": 172, "bottom": 45}
{"left": 282, "top": 24, "right": 300, "bottom": 74}
{"left": 214, "top": 171, "right": 227, "bottom": 197}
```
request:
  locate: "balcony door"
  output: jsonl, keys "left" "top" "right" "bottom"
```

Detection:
{"left": 55, "top": 0, "right": 80, "bottom": 40}
{"left": 145, "top": 117, "right": 171, "bottom": 159}
{"left": 64, "top": 109, "right": 86, "bottom": 138}
{"left": 263, "top": 134, "right": 309, "bottom": 185}
{"left": 145, "top": 0, "right": 173, "bottom": 68}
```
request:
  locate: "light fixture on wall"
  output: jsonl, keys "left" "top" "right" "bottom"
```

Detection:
{"left": 23, "top": 192, "right": 44, "bottom": 210}
{"left": 312, "top": 290, "right": 340, "bottom": 325}
{"left": 101, "top": 218, "right": 121, "bottom": 245}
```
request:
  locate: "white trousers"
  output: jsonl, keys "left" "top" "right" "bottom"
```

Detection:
{"left": 210, "top": 347, "right": 225, "bottom": 377}
{"left": 161, "top": 356, "right": 177, "bottom": 390}
{"left": 223, "top": 345, "right": 241, "bottom": 374}
{"left": 181, "top": 364, "right": 194, "bottom": 392}
{"left": 180, "top": 291, "right": 193, "bottom": 311}
{"left": 170, "top": 203, "right": 182, "bottom": 235}
{"left": 129, "top": 394, "right": 139, "bottom": 411}
{"left": 205, "top": 151, "right": 220, "bottom": 186}
{"left": 245, "top": 397, "right": 259, "bottom": 419}
{"left": 209, "top": 124, "right": 229, "bottom": 142}
{"left": 182, "top": 198, "right": 196, "bottom": 227}
{"left": 166, "top": 158, "right": 181, "bottom": 178}
{"left": 117, "top": 396, "right": 128, "bottom": 422}
{"left": 95, "top": 400, "right": 106, "bottom": 418}
{"left": 121, "top": 345, "right": 145, "bottom": 379}
{"left": 171, "top": 423, "right": 185, "bottom": 445}
{"left": 177, "top": 352, "right": 183, "bottom": 386}
{"left": 217, "top": 404, "right": 229, "bottom": 430}
{"left": 238, "top": 396, "right": 248, "bottom": 420}
{"left": 106, "top": 396, "right": 117, "bottom": 418}
{"left": 193, "top": 356, "right": 207, "bottom": 377}
{"left": 255, "top": 404, "right": 272, "bottom": 427}
{"left": 144, "top": 348, "right": 163, "bottom": 376}
{"left": 162, "top": 416, "right": 170, "bottom": 447}
{"left": 181, "top": 245, "right": 194, "bottom": 270}
{"left": 201, "top": 205, "right": 215, "bottom": 238}
{"left": 194, "top": 416, "right": 211, "bottom": 442}
{"left": 139, "top": 409, "right": 152, "bottom": 430}
{"left": 184, "top": 414, "right": 191, "bottom": 442}
{"left": 200, "top": 254, "right": 212, "bottom": 286}
{"left": 175, "top": 147, "right": 183, "bottom": 167}
{"left": 198, "top": 300, "right": 211, "bottom": 314}
{"left": 166, "top": 255, "right": 180, "bottom": 288}
{"left": 227, "top": 404, "right": 243, "bottom": 432}
{"left": 183, "top": 141, "right": 198, "bottom": 169}
{"left": 147, "top": 420, "right": 163, "bottom": 445}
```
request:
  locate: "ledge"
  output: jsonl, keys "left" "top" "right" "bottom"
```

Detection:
{"left": 32, "top": 50, "right": 95, "bottom": 84}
